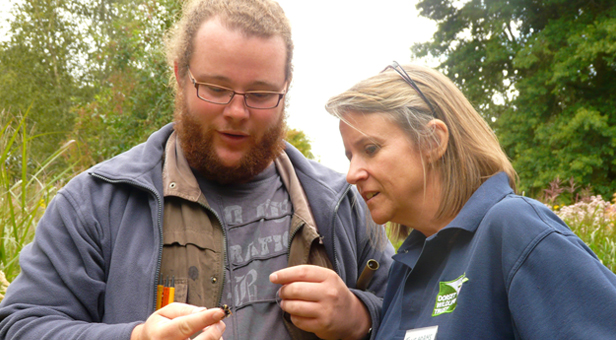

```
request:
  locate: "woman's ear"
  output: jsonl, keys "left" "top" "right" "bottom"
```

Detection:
{"left": 426, "top": 119, "right": 449, "bottom": 163}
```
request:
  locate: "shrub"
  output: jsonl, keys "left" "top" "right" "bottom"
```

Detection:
{"left": 555, "top": 195, "right": 616, "bottom": 272}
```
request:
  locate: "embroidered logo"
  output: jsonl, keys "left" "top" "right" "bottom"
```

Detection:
{"left": 432, "top": 274, "right": 469, "bottom": 316}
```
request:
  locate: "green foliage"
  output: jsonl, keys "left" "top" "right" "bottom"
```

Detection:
{"left": 413, "top": 0, "right": 616, "bottom": 198}
{"left": 0, "top": 0, "right": 92, "bottom": 163}
{"left": 385, "top": 223, "right": 404, "bottom": 251}
{"left": 0, "top": 0, "right": 182, "bottom": 170}
{"left": 286, "top": 128, "right": 315, "bottom": 159}
{"left": 0, "top": 109, "right": 73, "bottom": 282}
{"left": 68, "top": 0, "right": 180, "bottom": 169}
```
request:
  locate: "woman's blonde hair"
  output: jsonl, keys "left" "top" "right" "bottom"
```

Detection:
{"left": 325, "top": 63, "right": 517, "bottom": 240}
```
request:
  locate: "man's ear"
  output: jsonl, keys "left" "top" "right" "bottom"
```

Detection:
{"left": 174, "top": 61, "right": 182, "bottom": 88}
{"left": 426, "top": 119, "right": 449, "bottom": 163}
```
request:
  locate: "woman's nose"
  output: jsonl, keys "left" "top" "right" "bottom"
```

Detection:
{"left": 346, "top": 159, "right": 368, "bottom": 184}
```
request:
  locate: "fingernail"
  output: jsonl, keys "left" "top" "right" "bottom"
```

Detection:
{"left": 216, "top": 321, "right": 225, "bottom": 333}
{"left": 269, "top": 273, "right": 277, "bottom": 281}
{"left": 275, "top": 288, "right": 282, "bottom": 307}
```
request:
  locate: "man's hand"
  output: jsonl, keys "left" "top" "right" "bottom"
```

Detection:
{"left": 270, "top": 265, "right": 371, "bottom": 340}
{"left": 131, "top": 303, "right": 226, "bottom": 340}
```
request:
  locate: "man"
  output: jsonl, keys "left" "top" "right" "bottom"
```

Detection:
{"left": 0, "top": 0, "right": 394, "bottom": 339}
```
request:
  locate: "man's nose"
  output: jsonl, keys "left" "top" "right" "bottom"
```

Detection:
{"left": 223, "top": 94, "right": 250, "bottom": 120}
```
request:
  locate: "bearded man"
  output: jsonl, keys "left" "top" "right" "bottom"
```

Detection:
{"left": 0, "top": 1, "right": 393, "bottom": 340}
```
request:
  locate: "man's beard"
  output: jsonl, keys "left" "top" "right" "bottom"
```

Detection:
{"left": 173, "top": 90, "right": 287, "bottom": 185}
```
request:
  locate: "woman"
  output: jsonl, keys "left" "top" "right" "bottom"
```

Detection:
{"left": 325, "top": 62, "right": 616, "bottom": 339}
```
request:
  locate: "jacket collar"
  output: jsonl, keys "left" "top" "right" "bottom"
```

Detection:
{"left": 274, "top": 151, "right": 318, "bottom": 233}
{"left": 88, "top": 123, "right": 351, "bottom": 267}
{"left": 399, "top": 172, "right": 514, "bottom": 254}
{"left": 89, "top": 122, "right": 350, "bottom": 207}
{"left": 162, "top": 131, "right": 203, "bottom": 203}
{"left": 88, "top": 123, "right": 174, "bottom": 197}
{"left": 440, "top": 172, "right": 513, "bottom": 235}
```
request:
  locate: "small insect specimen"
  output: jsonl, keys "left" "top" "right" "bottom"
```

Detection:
{"left": 219, "top": 304, "right": 232, "bottom": 318}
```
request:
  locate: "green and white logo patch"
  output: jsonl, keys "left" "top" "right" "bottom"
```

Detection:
{"left": 432, "top": 274, "right": 469, "bottom": 317}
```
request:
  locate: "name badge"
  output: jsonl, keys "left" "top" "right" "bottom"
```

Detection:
{"left": 404, "top": 325, "right": 438, "bottom": 340}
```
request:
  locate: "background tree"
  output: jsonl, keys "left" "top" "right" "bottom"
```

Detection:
{"left": 413, "top": 0, "right": 616, "bottom": 198}
{"left": 286, "top": 128, "right": 315, "bottom": 160}
{"left": 67, "top": 0, "right": 181, "bottom": 170}
{"left": 1, "top": 0, "right": 315, "bottom": 171}
{"left": 0, "top": 0, "right": 91, "bottom": 164}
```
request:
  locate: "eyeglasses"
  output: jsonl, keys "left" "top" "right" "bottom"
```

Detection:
{"left": 381, "top": 61, "right": 437, "bottom": 117}
{"left": 187, "top": 67, "right": 286, "bottom": 109}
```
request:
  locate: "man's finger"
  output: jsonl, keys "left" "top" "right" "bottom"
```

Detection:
{"left": 156, "top": 303, "right": 206, "bottom": 320}
{"left": 165, "top": 308, "right": 226, "bottom": 339}
{"left": 194, "top": 321, "right": 226, "bottom": 340}
{"left": 270, "top": 265, "right": 333, "bottom": 284}
{"left": 278, "top": 281, "right": 325, "bottom": 302}
{"left": 279, "top": 298, "right": 321, "bottom": 318}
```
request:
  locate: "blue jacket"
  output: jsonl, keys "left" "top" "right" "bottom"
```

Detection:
{"left": 377, "top": 172, "right": 616, "bottom": 340}
{"left": 0, "top": 124, "right": 394, "bottom": 340}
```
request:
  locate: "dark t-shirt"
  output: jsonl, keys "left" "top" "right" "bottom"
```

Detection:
{"left": 197, "top": 164, "right": 293, "bottom": 340}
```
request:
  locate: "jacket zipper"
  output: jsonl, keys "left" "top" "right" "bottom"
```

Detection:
{"left": 196, "top": 201, "right": 227, "bottom": 306}
{"left": 90, "top": 173, "right": 164, "bottom": 312}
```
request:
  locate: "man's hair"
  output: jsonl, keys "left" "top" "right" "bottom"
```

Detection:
{"left": 165, "top": 0, "right": 293, "bottom": 88}
{"left": 325, "top": 64, "right": 517, "bottom": 240}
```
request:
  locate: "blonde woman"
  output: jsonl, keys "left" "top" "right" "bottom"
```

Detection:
{"left": 326, "top": 62, "right": 616, "bottom": 339}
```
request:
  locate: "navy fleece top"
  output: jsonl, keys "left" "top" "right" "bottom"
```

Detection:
{"left": 376, "top": 172, "right": 616, "bottom": 340}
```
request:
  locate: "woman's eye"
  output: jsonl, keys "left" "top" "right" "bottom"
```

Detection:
{"left": 365, "top": 145, "right": 379, "bottom": 156}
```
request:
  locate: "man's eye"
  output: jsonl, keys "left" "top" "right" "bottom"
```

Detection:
{"left": 247, "top": 92, "right": 276, "bottom": 102}
{"left": 203, "top": 85, "right": 230, "bottom": 96}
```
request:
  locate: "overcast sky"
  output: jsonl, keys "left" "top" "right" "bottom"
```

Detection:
{"left": 0, "top": 0, "right": 437, "bottom": 174}
{"left": 274, "top": 0, "right": 437, "bottom": 173}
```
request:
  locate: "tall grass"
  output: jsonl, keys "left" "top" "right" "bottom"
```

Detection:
{"left": 0, "top": 109, "right": 74, "bottom": 283}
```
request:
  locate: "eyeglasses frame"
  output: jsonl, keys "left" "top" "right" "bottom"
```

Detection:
{"left": 186, "top": 67, "right": 286, "bottom": 109}
{"left": 381, "top": 61, "right": 437, "bottom": 117}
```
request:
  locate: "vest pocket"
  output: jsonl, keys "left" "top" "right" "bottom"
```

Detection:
{"left": 161, "top": 197, "right": 223, "bottom": 308}
{"left": 172, "top": 277, "right": 188, "bottom": 303}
